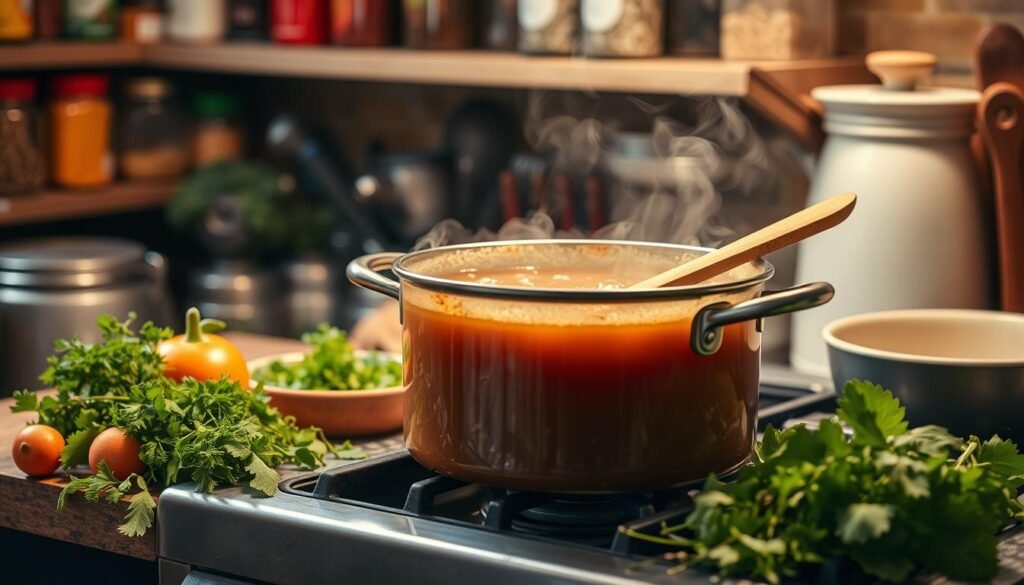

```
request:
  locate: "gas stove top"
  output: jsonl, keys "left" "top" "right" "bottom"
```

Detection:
{"left": 158, "top": 372, "right": 1024, "bottom": 585}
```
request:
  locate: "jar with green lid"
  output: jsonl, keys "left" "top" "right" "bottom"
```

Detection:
{"left": 64, "top": 0, "right": 119, "bottom": 40}
{"left": 120, "top": 77, "right": 190, "bottom": 179}
{"left": 193, "top": 92, "right": 244, "bottom": 168}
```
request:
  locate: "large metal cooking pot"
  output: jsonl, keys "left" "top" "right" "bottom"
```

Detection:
{"left": 0, "top": 237, "right": 171, "bottom": 395}
{"left": 348, "top": 240, "right": 834, "bottom": 493}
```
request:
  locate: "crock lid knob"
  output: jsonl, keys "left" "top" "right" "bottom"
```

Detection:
{"left": 866, "top": 51, "right": 938, "bottom": 91}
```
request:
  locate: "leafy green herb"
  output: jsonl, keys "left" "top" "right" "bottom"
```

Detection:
{"left": 252, "top": 324, "right": 402, "bottom": 391}
{"left": 625, "top": 381, "right": 1024, "bottom": 583}
{"left": 14, "top": 315, "right": 365, "bottom": 538}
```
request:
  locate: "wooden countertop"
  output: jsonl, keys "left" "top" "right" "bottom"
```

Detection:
{"left": 0, "top": 333, "right": 307, "bottom": 561}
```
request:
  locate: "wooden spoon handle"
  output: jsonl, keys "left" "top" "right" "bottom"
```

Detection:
{"left": 629, "top": 192, "right": 857, "bottom": 289}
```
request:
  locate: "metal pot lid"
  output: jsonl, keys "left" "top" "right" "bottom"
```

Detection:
{"left": 812, "top": 51, "right": 980, "bottom": 139}
{"left": 0, "top": 237, "right": 146, "bottom": 274}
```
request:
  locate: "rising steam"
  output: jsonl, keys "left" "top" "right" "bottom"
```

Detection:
{"left": 415, "top": 94, "right": 771, "bottom": 251}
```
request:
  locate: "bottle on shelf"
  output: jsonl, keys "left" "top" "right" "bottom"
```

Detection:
{"left": 229, "top": 0, "right": 268, "bottom": 40}
{"left": 50, "top": 74, "right": 114, "bottom": 189}
{"left": 403, "top": 0, "right": 473, "bottom": 50}
{"left": 121, "top": 0, "right": 163, "bottom": 44}
{"left": 167, "top": 0, "right": 227, "bottom": 43}
{"left": 64, "top": 0, "right": 119, "bottom": 40}
{"left": 0, "top": 0, "right": 34, "bottom": 41}
{"left": 331, "top": 0, "right": 392, "bottom": 47}
{"left": 271, "top": 0, "right": 328, "bottom": 45}
{"left": 36, "top": 0, "right": 61, "bottom": 39}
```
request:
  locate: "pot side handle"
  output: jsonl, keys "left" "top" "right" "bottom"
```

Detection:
{"left": 347, "top": 252, "right": 403, "bottom": 301}
{"left": 692, "top": 282, "right": 835, "bottom": 356}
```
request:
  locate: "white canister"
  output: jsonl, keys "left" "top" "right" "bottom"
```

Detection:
{"left": 167, "top": 0, "right": 227, "bottom": 43}
{"left": 791, "top": 51, "right": 992, "bottom": 376}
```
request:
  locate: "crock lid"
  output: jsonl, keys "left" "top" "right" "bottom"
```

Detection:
{"left": 0, "top": 237, "right": 145, "bottom": 273}
{"left": 813, "top": 51, "right": 981, "bottom": 139}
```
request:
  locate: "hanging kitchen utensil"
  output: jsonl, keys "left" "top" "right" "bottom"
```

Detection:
{"left": 791, "top": 51, "right": 992, "bottom": 376}
{"left": 630, "top": 192, "right": 855, "bottom": 289}
{"left": 978, "top": 82, "right": 1024, "bottom": 313}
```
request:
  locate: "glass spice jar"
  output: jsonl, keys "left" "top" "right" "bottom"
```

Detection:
{"left": 120, "top": 0, "right": 163, "bottom": 44}
{"left": 582, "top": 0, "right": 663, "bottom": 58}
{"left": 331, "top": 0, "right": 391, "bottom": 46}
{"left": 193, "top": 92, "right": 243, "bottom": 168}
{"left": 720, "top": 0, "right": 836, "bottom": 60}
{"left": 482, "top": 0, "right": 516, "bottom": 51}
{"left": 519, "top": 0, "right": 577, "bottom": 56}
{"left": 271, "top": 0, "right": 328, "bottom": 45}
{"left": 403, "top": 0, "right": 473, "bottom": 50}
{"left": 36, "top": 0, "right": 61, "bottom": 39}
{"left": 167, "top": 0, "right": 227, "bottom": 43}
{"left": 64, "top": 0, "right": 118, "bottom": 40}
{"left": 0, "top": 0, "right": 34, "bottom": 42}
{"left": 50, "top": 74, "right": 113, "bottom": 189}
{"left": 667, "top": 0, "right": 719, "bottom": 56}
{"left": 120, "top": 78, "right": 191, "bottom": 180}
{"left": 229, "top": 0, "right": 268, "bottom": 40}
{"left": 0, "top": 79, "right": 45, "bottom": 195}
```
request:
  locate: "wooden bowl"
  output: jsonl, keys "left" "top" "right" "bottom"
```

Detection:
{"left": 248, "top": 351, "right": 404, "bottom": 437}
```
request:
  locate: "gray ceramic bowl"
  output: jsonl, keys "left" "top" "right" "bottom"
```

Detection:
{"left": 824, "top": 309, "right": 1024, "bottom": 443}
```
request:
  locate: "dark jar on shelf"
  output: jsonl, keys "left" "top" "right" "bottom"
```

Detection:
{"left": 0, "top": 79, "right": 45, "bottom": 195}
{"left": 402, "top": 0, "right": 473, "bottom": 50}
{"left": 331, "top": 0, "right": 391, "bottom": 46}
{"left": 229, "top": 0, "right": 269, "bottom": 40}
{"left": 667, "top": 0, "right": 719, "bottom": 56}
{"left": 482, "top": 0, "right": 516, "bottom": 50}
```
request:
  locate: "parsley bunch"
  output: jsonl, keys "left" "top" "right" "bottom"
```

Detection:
{"left": 252, "top": 324, "right": 401, "bottom": 391}
{"left": 12, "top": 314, "right": 363, "bottom": 538}
{"left": 628, "top": 381, "right": 1024, "bottom": 583}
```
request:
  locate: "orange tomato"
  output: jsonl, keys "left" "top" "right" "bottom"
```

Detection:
{"left": 159, "top": 307, "right": 250, "bottom": 388}
{"left": 11, "top": 424, "right": 65, "bottom": 477}
{"left": 89, "top": 427, "right": 145, "bottom": 480}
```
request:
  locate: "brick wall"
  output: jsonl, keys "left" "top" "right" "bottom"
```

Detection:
{"left": 840, "top": 0, "right": 1024, "bottom": 74}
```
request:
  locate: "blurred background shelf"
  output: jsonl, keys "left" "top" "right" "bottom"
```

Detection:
{"left": 142, "top": 44, "right": 868, "bottom": 97}
{"left": 0, "top": 181, "right": 177, "bottom": 227}
{"left": 0, "top": 42, "right": 144, "bottom": 69}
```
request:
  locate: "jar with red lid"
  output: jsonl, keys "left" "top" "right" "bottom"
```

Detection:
{"left": 0, "top": 79, "right": 44, "bottom": 195}
{"left": 50, "top": 74, "right": 113, "bottom": 189}
{"left": 331, "top": 0, "right": 391, "bottom": 46}
{"left": 271, "top": 0, "right": 327, "bottom": 45}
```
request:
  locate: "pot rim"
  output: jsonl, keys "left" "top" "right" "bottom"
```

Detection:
{"left": 823, "top": 309, "right": 1024, "bottom": 367}
{"left": 248, "top": 351, "right": 405, "bottom": 397}
{"left": 391, "top": 239, "right": 775, "bottom": 301}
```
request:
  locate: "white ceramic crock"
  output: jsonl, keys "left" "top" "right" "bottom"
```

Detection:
{"left": 791, "top": 51, "right": 992, "bottom": 376}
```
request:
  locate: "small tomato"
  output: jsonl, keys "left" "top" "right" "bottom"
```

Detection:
{"left": 88, "top": 427, "right": 145, "bottom": 480}
{"left": 12, "top": 424, "right": 65, "bottom": 477}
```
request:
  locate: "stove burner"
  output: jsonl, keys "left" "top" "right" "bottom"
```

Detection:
{"left": 509, "top": 495, "right": 655, "bottom": 546}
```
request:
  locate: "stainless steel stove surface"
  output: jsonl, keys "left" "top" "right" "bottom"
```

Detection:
{"left": 158, "top": 374, "right": 1024, "bottom": 585}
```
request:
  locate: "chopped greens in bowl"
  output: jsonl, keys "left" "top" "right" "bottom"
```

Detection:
{"left": 252, "top": 325, "right": 402, "bottom": 390}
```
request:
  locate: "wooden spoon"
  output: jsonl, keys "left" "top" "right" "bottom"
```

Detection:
{"left": 629, "top": 193, "right": 857, "bottom": 289}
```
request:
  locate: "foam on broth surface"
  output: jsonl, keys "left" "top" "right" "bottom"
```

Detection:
{"left": 400, "top": 242, "right": 765, "bottom": 325}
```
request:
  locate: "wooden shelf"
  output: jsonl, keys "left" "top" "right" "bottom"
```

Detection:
{"left": 0, "top": 181, "right": 177, "bottom": 227}
{"left": 143, "top": 43, "right": 868, "bottom": 97}
{"left": 0, "top": 42, "right": 143, "bottom": 70}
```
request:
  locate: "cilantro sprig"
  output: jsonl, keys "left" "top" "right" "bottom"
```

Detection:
{"left": 251, "top": 324, "right": 401, "bottom": 391}
{"left": 626, "top": 381, "right": 1024, "bottom": 583}
{"left": 12, "top": 314, "right": 364, "bottom": 538}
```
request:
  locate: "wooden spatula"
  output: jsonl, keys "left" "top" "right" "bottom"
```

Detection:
{"left": 629, "top": 193, "right": 857, "bottom": 289}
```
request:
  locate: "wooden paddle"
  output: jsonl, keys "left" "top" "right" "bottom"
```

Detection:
{"left": 629, "top": 192, "right": 857, "bottom": 289}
